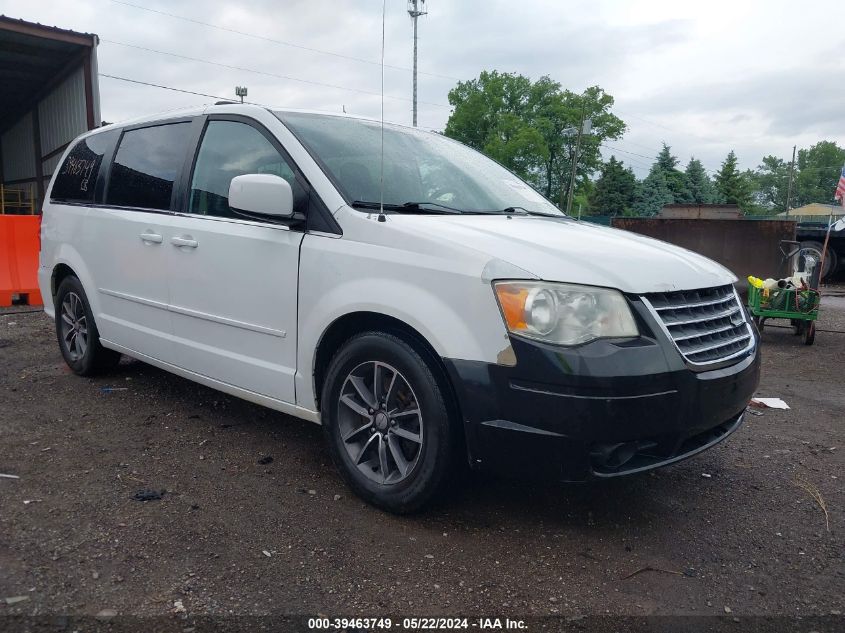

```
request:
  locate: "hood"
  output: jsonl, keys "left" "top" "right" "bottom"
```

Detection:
{"left": 388, "top": 214, "right": 736, "bottom": 294}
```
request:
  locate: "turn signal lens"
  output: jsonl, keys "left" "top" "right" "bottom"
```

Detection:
{"left": 495, "top": 283, "right": 529, "bottom": 331}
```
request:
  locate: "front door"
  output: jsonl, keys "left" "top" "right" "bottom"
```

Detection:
{"left": 165, "top": 118, "right": 305, "bottom": 403}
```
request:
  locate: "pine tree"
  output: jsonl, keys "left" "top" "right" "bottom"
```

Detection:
{"left": 684, "top": 158, "right": 720, "bottom": 203}
{"left": 632, "top": 167, "right": 674, "bottom": 216}
{"left": 589, "top": 156, "right": 637, "bottom": 215}
{"left": 655, "top": 144, "right": 693, "bottom": 203}
{"left": 656, "top": 144, "right": 679, "bottom": 172}
{"left": 715, "top": 151, "right": 752, "bottom": 210}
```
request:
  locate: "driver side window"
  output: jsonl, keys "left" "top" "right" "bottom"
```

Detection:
{"left": 189, "top": 120, "right": 306, "bottom": 218}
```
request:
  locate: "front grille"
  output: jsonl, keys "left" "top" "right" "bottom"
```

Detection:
{"left": 642, "top": 285, "right": 753, "bottom": 365}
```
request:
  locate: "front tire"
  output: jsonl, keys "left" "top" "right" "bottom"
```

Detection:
{"left": 321, "top": 332, "right": 455, "bottom": 514}
{"left": 55, "top": 276, "right": 121, "bottom": 376}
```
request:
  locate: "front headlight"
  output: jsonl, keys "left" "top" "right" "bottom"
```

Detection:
{"left": 493, "top": 280, "right": 638, "bottom": 346}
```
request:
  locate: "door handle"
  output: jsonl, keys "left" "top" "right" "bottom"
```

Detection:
{"left": 139, "top": 231, "right": 163, "bottom": 244}
{"left": 171, "top": 236, "right": 198, "bottom": 248}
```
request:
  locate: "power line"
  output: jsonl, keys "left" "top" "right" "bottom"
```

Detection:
{"left": 614, "top": 108, "right": 720, "bottom": 145}
{"left": 623, "top": 162, "right": 651, "bottom": 175}
{"left": 100, "top": 39, "right": 452, "bottom": 109}
{"left": 614, "top": 109, "right": 677, "bottom": 134}
{"left": 596, "top": 145, "right": 656, "bottom": 178}
{"left": 110, "top": 0, "right": 461, "bottom": 82}
{"left": 612, "top": 158, "right": 653, "bottom": 174}
{"left": 99, "top": 73, "right": 371, "bottom": 117}
{"left": 99, "top": 73, "right": 236, "bottom": 102}
{"left": 600, "top": 143, "right": 727, "bottom": 177}
{"left": 600, "top": 143, "right": 656, "bottom": 162}
{"left": 615, "top": 137, "right": 663, "bottom": 153}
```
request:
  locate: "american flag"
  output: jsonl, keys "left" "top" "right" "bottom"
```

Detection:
{"left": 836, "top": 164, "right": 845, "bottom": 207}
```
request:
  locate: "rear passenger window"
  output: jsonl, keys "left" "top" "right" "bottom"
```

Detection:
{"left": 51, "top": 129, "right": 119, "bottom": 203}
{"left": 189, "top": 120, "right": 306, "bottom": 218}
{"left": 107, "top": 123, "right": 191, "bottom": 210}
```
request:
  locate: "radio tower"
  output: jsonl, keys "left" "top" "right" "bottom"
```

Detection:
{"left": 408, "top": 0, "right": 427, "bottom": 127}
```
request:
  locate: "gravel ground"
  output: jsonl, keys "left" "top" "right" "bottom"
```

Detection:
{"left": 0, "top": 292, "right": 843, "bottom": 627}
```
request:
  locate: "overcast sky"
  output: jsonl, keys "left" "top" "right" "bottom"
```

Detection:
{"left": 7, "top": 0, "right": 845, "bottom": 177}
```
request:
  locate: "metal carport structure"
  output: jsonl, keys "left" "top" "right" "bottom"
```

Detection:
{"left": 0, "top": 16, "right": 100, "bottom": 213}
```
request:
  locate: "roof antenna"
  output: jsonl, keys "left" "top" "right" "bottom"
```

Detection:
{"left": 377, "top": 0, "right": 387, "bottom": 223}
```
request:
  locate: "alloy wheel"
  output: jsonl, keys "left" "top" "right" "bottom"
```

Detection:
{"left": 60, "top": 291, "right": 88, "bottom": 361}
{"left": 337, "top": 361, "right": 424, "bottom": 485}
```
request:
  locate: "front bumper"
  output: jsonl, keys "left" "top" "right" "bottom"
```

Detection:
{"left": 444, "top": 299, "right": 761, "bottom": 481}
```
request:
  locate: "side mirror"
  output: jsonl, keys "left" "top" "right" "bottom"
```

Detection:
{"left": 228, "top": 174, "right": 294, "bottom": 218}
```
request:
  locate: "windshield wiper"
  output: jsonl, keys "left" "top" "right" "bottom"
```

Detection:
{"left": 351, "top": 200, "right": 463, "bottom": 214}
{"left": 499, "top": 206, "right": 565, "bottom": 218}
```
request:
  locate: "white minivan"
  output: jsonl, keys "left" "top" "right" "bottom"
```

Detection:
{"left": 39, "top": 104, "right": 760, "bottom": 512}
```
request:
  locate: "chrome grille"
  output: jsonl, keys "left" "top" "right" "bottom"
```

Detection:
{"left": 642, "top": 285, "right": 753, "bottom": 365}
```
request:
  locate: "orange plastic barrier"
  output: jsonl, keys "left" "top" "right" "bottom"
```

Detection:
{"left": 0, "top": 215, "right": 43, "bottom": 307}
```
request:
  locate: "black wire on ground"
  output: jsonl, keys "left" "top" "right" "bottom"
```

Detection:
{"left": 762, "top": 323, "right": 845, "bottom": 334}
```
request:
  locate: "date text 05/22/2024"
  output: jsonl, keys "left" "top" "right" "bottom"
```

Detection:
{"left": 307, "top": 617, "right": 528, "bottom": 630}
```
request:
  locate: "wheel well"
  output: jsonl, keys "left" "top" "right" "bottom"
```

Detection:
{"left": 51, "top": 264, "right": 77, "bottom": 297}
{"left": 313, "top": 312, "right": 459, "bottom": 418}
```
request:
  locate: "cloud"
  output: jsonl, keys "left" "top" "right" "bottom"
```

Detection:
{"left": 1, "top": 0, "right": 843, "bottom": 174}
{"left": 629, "top": 66, "right": 845, "bottom": 137}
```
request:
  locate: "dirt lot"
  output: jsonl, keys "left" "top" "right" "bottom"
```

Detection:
{"left": 1, "top": 292, "right": 843, "bottom": 627}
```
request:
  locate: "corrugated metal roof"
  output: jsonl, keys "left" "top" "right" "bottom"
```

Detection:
{"left": 0, "top": 15, "right": 97, "bottom": 43}
{"left": 0, "top": 15, "right": 97, "bottom": 127}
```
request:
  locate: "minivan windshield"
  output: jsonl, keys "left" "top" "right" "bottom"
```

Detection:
{"left": 275, "top": 112, "right": 564, "bottom": 216}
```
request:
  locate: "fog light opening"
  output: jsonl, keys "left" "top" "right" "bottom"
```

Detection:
{"left": 591, "top": 441, "right": 639, "bottom": 470}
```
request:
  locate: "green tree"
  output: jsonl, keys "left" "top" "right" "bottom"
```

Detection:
{"left": 715, "top": 151, "right": 752, "bottom": 211}
{"left": 684, "top": 158, "right": 720, "bottom": 204}
{"left": 747, "top": 155, "right": 790, "bottom": 211}
{"left": 632, "top": 166, "right": 674, "bottom": 216}
{"left": 551, "top": 86, "right": 626, "bottom": 209}
{"left": 444, "top": 71, "right": 625, "bottom": 209}
{"left": 572, "top": 179, "right": 595, "bottom": 216}
{"left": 626, "top": 144, "right": 694, "bottom": 216}
{"left": 589, "top": 156, "right": 636, "bottom": 215}
{"left": 655, "top": 144, "right": 693, "bottom": 203}
{"left": 793, "top": 141, "right": 845, "bottom": 206}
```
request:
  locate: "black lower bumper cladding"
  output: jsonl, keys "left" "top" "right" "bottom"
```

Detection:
{"left": 444, "top": 305, "right": 760, "bottom": 482}
{"left": 589, "top": 411, "right": 744, "bottom": 477}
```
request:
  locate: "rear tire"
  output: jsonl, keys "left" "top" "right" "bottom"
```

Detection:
{"left": 321, "top": 332, "right": 455, "bottom": 514}
{"left": 54, "top": 276, "right": 121, "bottom": 376}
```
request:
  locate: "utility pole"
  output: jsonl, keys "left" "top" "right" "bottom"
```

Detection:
{"left": 564, "top": 103, "right": 591, "bottom": 215}
{"left": 407, "top": 0, "right": 427, "bottom": 127}
{"left": 785, "top": 144, "right": 796, "bottom": 215}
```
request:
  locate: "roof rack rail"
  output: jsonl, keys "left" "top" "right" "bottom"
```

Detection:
{"left": 214, "top": 100, "right": 238, "bottom": 105}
